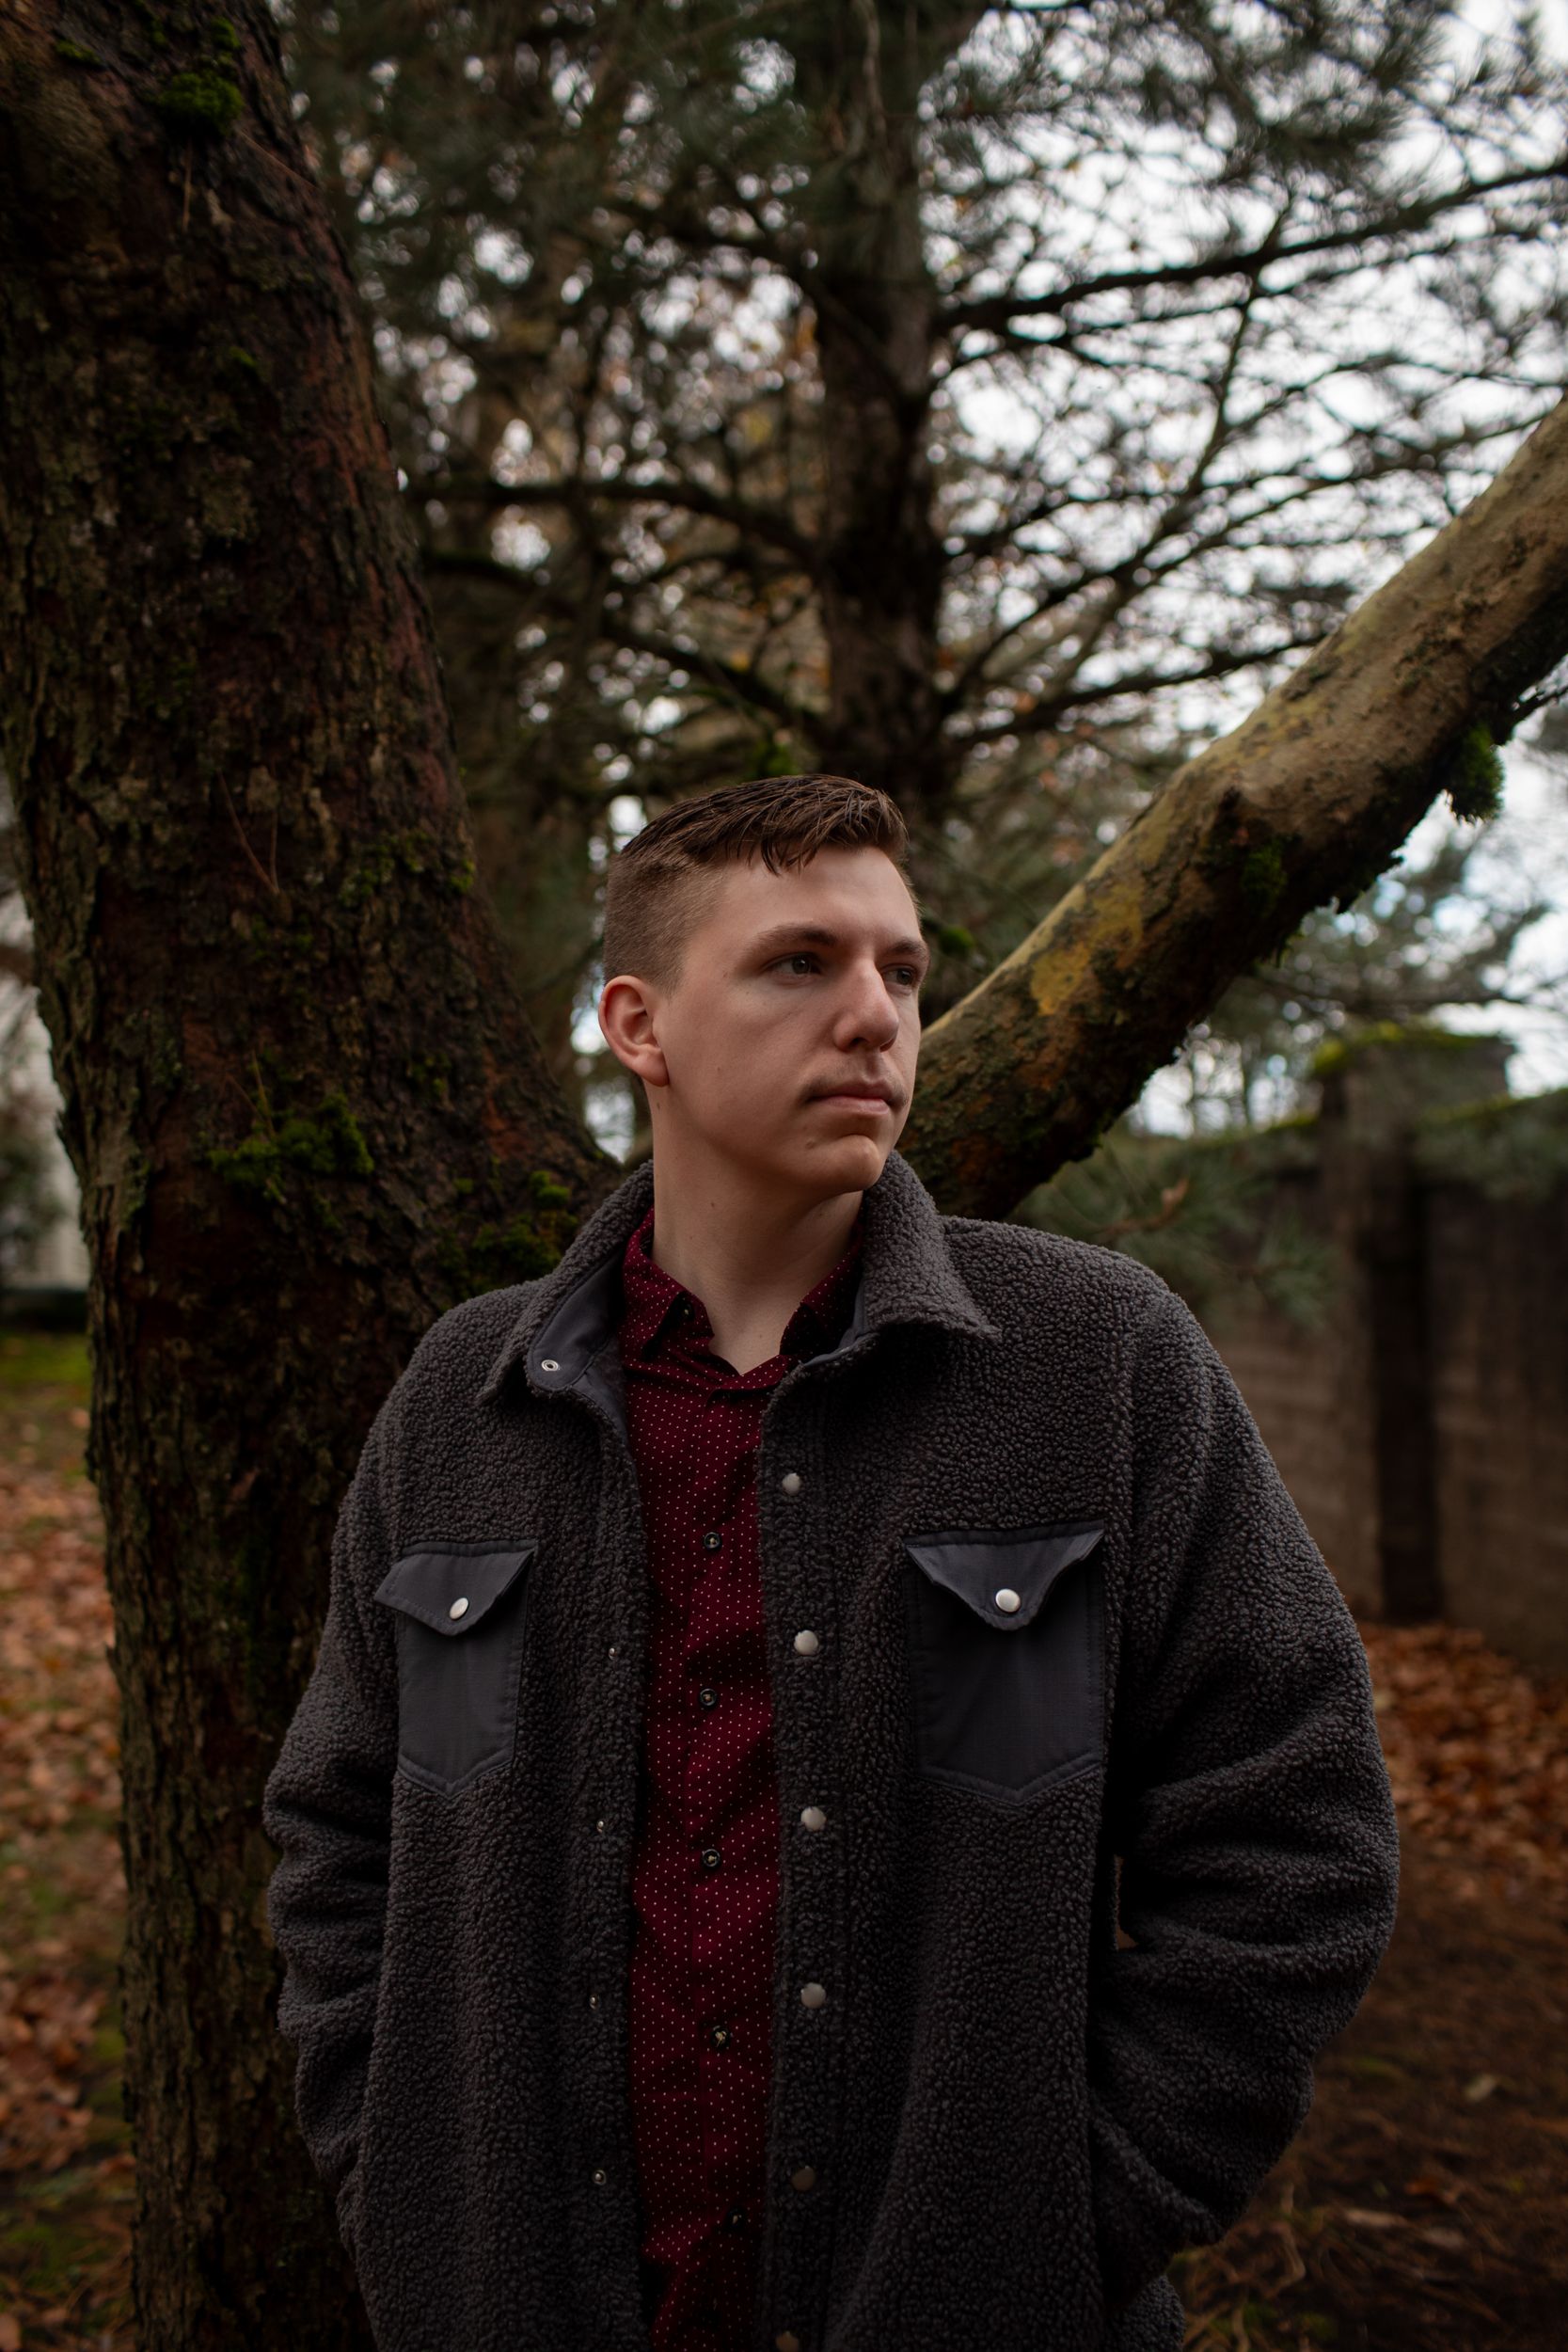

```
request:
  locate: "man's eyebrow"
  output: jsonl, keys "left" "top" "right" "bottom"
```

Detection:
{"left": 749, "top": 922, "right": 932, "bottom": 972}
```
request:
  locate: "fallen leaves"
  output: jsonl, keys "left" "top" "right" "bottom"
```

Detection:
{"left": 1358, "top": 1616, "right": 1568, "bottom": 1911}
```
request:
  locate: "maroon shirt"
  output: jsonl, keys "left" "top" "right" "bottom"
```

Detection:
{"left": 619, "top": 1201, "right": 865, "bottom": 2352}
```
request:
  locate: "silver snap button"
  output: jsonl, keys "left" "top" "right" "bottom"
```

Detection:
{"left": 589, "top": 1993, "right": 600, "bottom": 2011}
{"left": 800, "top": 1980, "right": 827, "bottom": 2010}
{"left": 792, "top": 1629, "right": 820, "bottom": 1657}
{"left": 448, "top": 1596, "right": 469, "bottom": 1619}
{"left": 540, "top": 1358, "right": 561, "bottom": 1373}
{"left": 800, "top": 1805, "right": 826, "bottom": 1832}
{"left": 780, "top": 1470, "right": 802, "bottom": 1495}
{"left": 591, "top": 2167, "right": 607, "bottom": 2185}
{"left": 607, "top": 1643, "right": 619, "bottom": 1659}
{"left": 790, "top": 2164, "right": 816, "bottom": 2193}
{"left": 595, "top": 1818, "right": 607, "bottom": 1835}
{"left": 994, "top": 1587, "right": 1022, "bottom": 1613}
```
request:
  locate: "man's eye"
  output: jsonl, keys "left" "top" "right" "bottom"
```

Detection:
{"left": 772, "top": 954, "right": 922, "bottom": 985}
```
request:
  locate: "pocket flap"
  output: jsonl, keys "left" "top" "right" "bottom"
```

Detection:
{"left": 903, "top": 1521, "right": 1103, "bottom": 1631}
{"left": 373, "top": 1541, "right": 537, "bottom": 1636}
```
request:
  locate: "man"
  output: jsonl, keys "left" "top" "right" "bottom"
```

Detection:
{"left": 261, "top": 772, "right": 1400, "bottom": 2352}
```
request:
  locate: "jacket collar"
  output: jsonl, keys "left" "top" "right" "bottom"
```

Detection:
{"left": 477, "top": 1146, "right": 999, "bottom": 1408}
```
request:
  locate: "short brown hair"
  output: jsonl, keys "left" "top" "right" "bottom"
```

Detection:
{"left": 601, "top": 772, "right": 914, "bottom": 995}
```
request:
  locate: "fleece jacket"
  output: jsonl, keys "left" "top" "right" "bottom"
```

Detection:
{"left": 260, "top": 1144, "right": 1401, "bottom": 2352}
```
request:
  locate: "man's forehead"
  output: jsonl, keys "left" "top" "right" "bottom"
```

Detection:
{"left": 712, "top": 842, "right": 916, "bottom": 923}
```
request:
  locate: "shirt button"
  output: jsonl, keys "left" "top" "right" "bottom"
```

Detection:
{"left": 448, "top": 1597, "right": 469, "bottom": 1619}
{"left": 707, "top": 2022, "right": 733, "bottom": 2051}
{"left": 591, "top": 2167, "right": 607, "bottom": 2185}
{"left": 698, "top": 1686, "right": 720, "bottom": 1710}
{"left": 700, "top": 1846, "right": 722, "bottom": 1871}
{"left": 793, "top": 1629, "right": 820, "bottom": 1657}
{"left": 994, "top": 1586, "right": 1022, "bottom": 1613}
{"left": 800, "top": 1981, "right": 827, "bottom": 2010}
{"left": 790, "top": 2165, "right": 816, "bottom": 2193}
{"left": 776, "top": 2333, "right": 801, "bottom": 2351}
{"left": 702, "top": 1531, "right": 722, "bottom": 1551}
{"left": 722, "top": 2203, "right": 747, "bottom": 2231}
{"left": 780, "top": 1470, "right": 802, "bottom": 1496}
{"left": 800, "top": 1805, "right": 827, "bottom": 1832}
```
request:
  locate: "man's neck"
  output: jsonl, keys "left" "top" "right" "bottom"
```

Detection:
{"left": 644, "top": 1151, "right": 863, "bottom": 1376}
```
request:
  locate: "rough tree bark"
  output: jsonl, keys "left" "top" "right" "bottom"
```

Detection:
{"left": 908, "top": 389, "right": 1568, "bottom": 1216}
{"left": 5, "top": 0, "right": 1568, "bottom": 2344}
{"left": 789, "top": 5, "right": 986, "bottom": 821}
{"left": 0, "top": 4, "right": 612, "bottom": 2345}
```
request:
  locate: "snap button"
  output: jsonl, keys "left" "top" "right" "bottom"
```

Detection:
{"left": 698, "top": 1686, "right": 720, "bottom": 1710}
{"left": 700, "top": 1846, "right": 722, "bottom": 1871}
{"left": 722, "top": 2203, "right": 747, "bottom": 2231}
{"left": 790, "top": 2164, "right": 816, "bottom": 2193}
{"left": 608, "top": 1643, "right": 619, "bottom": 1660}
{"left": 780, "top": 1470, "right": 802, "bottom": 1495}
{"left": 702, "top": 1531, "right": 722, "bottom": 1551}
{"left": 448, "top": 1596, "right": 469, "bottom": 1619}
{"left": 792, "top": 1629, "right": 820, "bottom": 1657}
{"left": 589, "top": 1993, "right": 600, "bottom": 2011}
{"left": 591, "top": 2167, "right": 607, "bottom": 2185}
{"left": 595, "top": 1819, "right": 607, "bottom": 1835}
{"left": 994, "top": 1587, "right": 1022, "bottom": 1613}
{"left": 540, "top": 1359, "right": 561, "bottom": 1372}
{"left": 800, "top": 1981, "right": 827, "bottom": 2010}
{"left": 800, "top": 1805, "right": 826, "bottom": 1832}
{"left": 707, "top": 2022, "right": 732, "bottom": 2050}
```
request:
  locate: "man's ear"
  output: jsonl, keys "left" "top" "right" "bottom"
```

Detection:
{"left": 598, "top": 974, "right": 670, "bottom": 1091}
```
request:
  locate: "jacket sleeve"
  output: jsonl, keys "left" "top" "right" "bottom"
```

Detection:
{"left": 1088, "top": 1278, "right": 1401, "bottom": 2318}
{"left": 261, "top": 1387, "right": 403, "bottom": 2240}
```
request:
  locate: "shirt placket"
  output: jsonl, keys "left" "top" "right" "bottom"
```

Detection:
{"left": 684, "top": 1367, "right": 769, "bottom": 2255}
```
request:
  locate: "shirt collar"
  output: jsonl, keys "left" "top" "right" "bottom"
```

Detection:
{"left": 619, "top": 1200, "right": 866, "bottom": 1368}
{"left": 479, "top": 1148, "right": 1000, "bottom": 1409}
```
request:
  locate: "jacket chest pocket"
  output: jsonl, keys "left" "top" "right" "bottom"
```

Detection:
{"left": 902, "top": 1521, "right": 1105, "bottom": 1802}
{"left": 372, "top": 1540, "right": 538, "bottom": 1795}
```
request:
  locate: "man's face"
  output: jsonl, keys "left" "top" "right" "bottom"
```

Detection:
{"left": 605, "top": 844, "right": 927, "bottom": 1202}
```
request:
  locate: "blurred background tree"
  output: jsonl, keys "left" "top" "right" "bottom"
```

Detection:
{"left": 272, "top": 0, "right": 1568, "bottom": 1148}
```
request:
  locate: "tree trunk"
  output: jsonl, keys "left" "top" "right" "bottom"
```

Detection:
{"left": 0, "top": 6, "right": 612, "bottom": 2344}
{"left": 791, "top": 5, "right": 984, "bottom": 821}
{"left": 905, "top": 389, "right": 1568, "bottom": 1217}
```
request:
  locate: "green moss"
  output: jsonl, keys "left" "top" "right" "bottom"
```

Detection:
{"left": 405, "top": 1052, "right": 453, "bottom": 1104}
{"left": 153, "top": 67, "right": 243, "bottom": 139}
{"left": 1442, "top": 720, "right": 1504, "bottom": 823}
{"left": 1308, "top": 1020, "right": 1487, "bottom": 1079}
{"left": 931, "top": 922, "right": 979, "bottom": 958}
{"left": 207, "top": 1086, "right": 373, "bottom": 1208}
{"left": 210, "top": 15, "right": 240, "bottom": 54}
{"left": 340, "top": 831, "right": 468, "bottom": 910}
{"left": 1414, "top": 1085, "right": 1568, "bottom": 1203}
{"left": 433, "top": 1171, "right": 578, "bottom": 1295}
{"left": 1239, "top": 839, "right": 1287, "bottom": 917}
{"left": 55, "top": 38, "right": 103, "bottom": 66}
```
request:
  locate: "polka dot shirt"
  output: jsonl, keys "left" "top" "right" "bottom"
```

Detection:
{"left": 619, "top": 1200, "right": 865, "bottom": 2352}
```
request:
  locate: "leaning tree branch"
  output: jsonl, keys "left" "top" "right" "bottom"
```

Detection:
{"left": 905, "top": 391, "right": 1568, "bottom": 1217}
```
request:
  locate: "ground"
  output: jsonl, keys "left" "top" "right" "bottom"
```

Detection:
{"left": 0, "top": 1330, "right": 1564, "bottom": 2351}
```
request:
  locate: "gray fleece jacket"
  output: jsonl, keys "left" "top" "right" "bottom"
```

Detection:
{"left": 261, "top": 1146, "right": 1400, "bottom": 2352}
